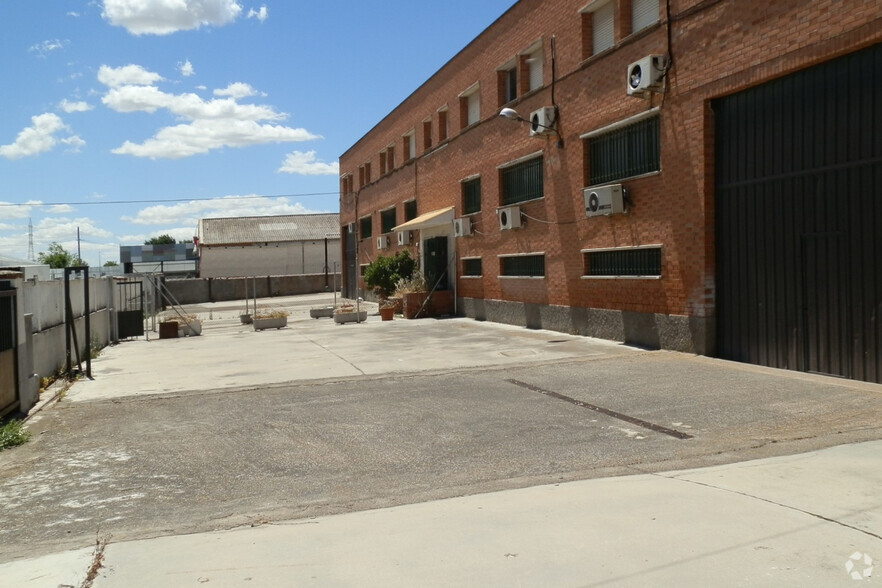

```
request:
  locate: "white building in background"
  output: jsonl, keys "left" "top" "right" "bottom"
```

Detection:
{"left": 0, "top": 253, "right": 50, "bottom": 281}
{"left": 196, "top": 213, "right": 341, "bottom": 279}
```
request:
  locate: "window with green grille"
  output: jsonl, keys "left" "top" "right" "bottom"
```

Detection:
{"left": 586, "top": 116, "right": 659, "bottom": 186}
{"left": 404, "top": 200, "right": 417, "bottom": 222}
{"left": 584, "top": 247, "right": 661, "bottom": 277}
{"left": 359, "top": 216, "right": 372, "bottom": 239}
{"left": 501, "top": 156, "right": 543, "bottom": 205}
{"left": 462, "top": 178, "right": 481, "bottom": 214}
{"left": 500, "top": 254, "right": 545, "bottom": 277}
{"left": 462, "top": 258, "right": 482, "bottom": 276}
{"left": 380, "top": 208, "right": 396, "bottom": 234}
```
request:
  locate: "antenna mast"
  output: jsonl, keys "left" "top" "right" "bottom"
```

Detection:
{"left": 28, "top": 218, "right": 35, "bottom": 261}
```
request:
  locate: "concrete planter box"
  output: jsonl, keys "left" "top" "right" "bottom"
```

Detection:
{"left": 253, "top": 316, "right": 288, "bottom": 331}
{"left": 178, "top": 319, "right": 202, "bottom": 337}
{"left": 333, "top": 310, "right": 368, "bottom": 324}
{"left": 402, "top": 291, "right": 454, "bottom": 319}
{"left": 310, "top": 306, "right": 335, "bottom": 319}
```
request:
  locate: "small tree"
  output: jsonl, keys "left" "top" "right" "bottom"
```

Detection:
{"left": 103, "top": 260, "right": 119, "bottom": 267}
{"left": 37, "top": 242, "right": 82, "bottom": 268}
{"left": 363, "top": 250, "right": 417, "bottom": 298}
{"left": 145, "top": 234, "right": 176, "bottom": 245}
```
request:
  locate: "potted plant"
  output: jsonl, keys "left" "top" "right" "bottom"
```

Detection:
{"left": 253, "top": 309, "right": 288, "bottom": 331}
{"left": 363, "top": 250, "right": 417, "bottom": 301}
{"left": 379, "top": 299, "right": 396, "bottom": 321}
{"left": 394, "top": 273, "right": 430, "bottom": 319}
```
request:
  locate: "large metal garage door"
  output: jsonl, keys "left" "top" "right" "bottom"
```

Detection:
{"left": 715, "top": 43, "right": 882, "bottom": 383}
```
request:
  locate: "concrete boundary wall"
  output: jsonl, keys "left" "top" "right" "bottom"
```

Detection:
{"left": 457, "top": 297, "right": 713, "bottom": 355}
{"left": 166, "top": 273, "right": 341, "bottom": 305}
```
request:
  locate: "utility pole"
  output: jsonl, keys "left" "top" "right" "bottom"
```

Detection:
{"left": 27, "top": 218, "right": 35, "bottom": 261}
{"left": 77, "top": 227, "right": 81, "bottom": 264}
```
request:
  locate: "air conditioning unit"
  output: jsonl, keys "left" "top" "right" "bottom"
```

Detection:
{"left": 627, "top": 55, "right": 668, "bottom": 95}
{"left": 584, "top": 184, "right": 625, "bottom": 217}
{"left": 453, "top": 217, "right": 472, "bottom": 237}
{"left": 397, "top": 231, "right": 412, "bottom": 246}
{"left": 376, "top": 235, "right": 390, "bottom": 250}
{"left": 529, "top": 107, "right": 557, "bottom": 137}
{"left": 498, "top": 206, "right": 522, "bottom": 230}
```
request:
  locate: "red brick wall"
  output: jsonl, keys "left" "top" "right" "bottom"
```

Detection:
{"left": 340, "top": 0, "right": 882, "bottom": 315}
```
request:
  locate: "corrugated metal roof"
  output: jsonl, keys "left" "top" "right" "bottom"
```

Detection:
{"left": 198, "top": 213, "right": 340, "bottom": 245}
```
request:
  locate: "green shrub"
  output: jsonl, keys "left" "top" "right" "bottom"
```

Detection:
{"left": 0, "top": 420, "right": 31, "bottom": 451}
{"left": 363, "top": 250, "right": 417, "bottom": 298}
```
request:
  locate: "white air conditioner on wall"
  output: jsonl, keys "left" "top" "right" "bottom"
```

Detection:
{"left": 529, "top": 107, "right": 556, "bottom": 137}
{"left": 498, "top": 206, "right": 522, "bottom": 230}
{"left": 627, "top": 55, "right": 668, "bottom": 95}
{"left": 584, "top": 184, "right": 625, "bottom": 217}
{"left": 397, "top": 231, "right": 412, "bottom": 246}
{"left": 453, "top": 217, "right": 472, "bottom": 237}
{"left": 377, "top": 235, "right": 390, "bottom": 250}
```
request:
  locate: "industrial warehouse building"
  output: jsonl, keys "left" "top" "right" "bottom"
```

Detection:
{"left": 339, "top": 0, "right": 882, "bottom": 383}
{"left": 197, "top": 213, "right": 341, "bottom": 279}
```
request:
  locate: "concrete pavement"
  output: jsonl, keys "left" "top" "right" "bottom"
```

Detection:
{"left": 3, "top": 293, "right": 881, "bottom": 586}
{"left": 3, "top": 440, "right": 880, "bottom": 586}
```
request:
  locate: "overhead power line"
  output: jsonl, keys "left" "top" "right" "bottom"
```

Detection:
{"left": 0, "top": 191, "right": 340, "bottom": 208}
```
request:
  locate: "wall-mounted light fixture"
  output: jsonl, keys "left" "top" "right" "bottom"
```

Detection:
{"left": 499, "top": 106, "right": 564, "bottom": 148}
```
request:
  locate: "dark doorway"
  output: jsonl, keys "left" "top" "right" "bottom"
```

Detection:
{"left": 714, "top": 43, "right": 882, "bottom": 383}
{"left": 424, "top": 236, "right": 449, "bottom": 291}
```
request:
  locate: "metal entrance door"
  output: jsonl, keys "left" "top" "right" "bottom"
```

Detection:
{"left": 0, "top": 289, "right": 19, "bottom": 417}
{"left": 424, "top": 236, "right": 449, "bottom": 291}
{"left": 117, "top": 280, "right": 145, "bottom": 339}
{"left": 715, "top": 42, "right": 882, "bottom": 383}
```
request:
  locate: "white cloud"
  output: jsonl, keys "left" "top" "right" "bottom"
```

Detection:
{"left": 102, "top": 85, "right": 282, "bottom": 120}
{"left": 122, "top": 195, "right": 322, "bottom": 226}
{"left": 179, "top": 59, "right": 195, "bottom": 77}
{"left": 36, "top": 216, "right": 114, "bottom": 240}
{"left": 0, "top": 200, "right": 44, "bottom": 219}
{"left": 0, "top": 113, "right": 81, "bottom": 160}
{"left": 59, "top": 99, "right": 93, "bottom": 113}
{"left": 102, "top": 0, "right": 243, "bottom": 35}
{"left": 247, "top": 5, "right": 267, "bottom": 21}
{"left": 112, "top": 119, "right": 318, "bottom": 159}
{"left": 97, "top": 64, "right": 164, "bottom": 88}
{"left": 98, "top": 66, "right": 321, "bottom": 159}
{"left": 278, "top": 151, "right": 339, "bottom": 176}
{"left": 61, "top": 135, "right": 87, "bottom": 153}
{"left": 29, "top": 39, "right": 68, "bottom": 56}
{"left": 213, "top": 82, "right": 260, "bottom": 99}
{"left": 67, "top": 11, "right": 81, "bottom": 17}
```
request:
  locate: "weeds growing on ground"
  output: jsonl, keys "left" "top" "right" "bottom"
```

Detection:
{"left": 0, "top": 420, "right": 31, "bottom": 451}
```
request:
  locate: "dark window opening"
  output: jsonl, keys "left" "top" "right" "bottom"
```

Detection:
{"left": 586, "top": 116, "right": 659, "bottom": 186}
{"left": 500, "top": 254, "right": 545, "bottom": 277}
{"left": 584, "top": 247, "right": 661, "bottom": 276}
{"left": 462, "top": 258, "right": 482, "bottom": 276}
{"left": 501, "top": 157, "right": 543, "bottom": 205}
{"left": 462, "top": 178, "right": 481, "bottom": 214}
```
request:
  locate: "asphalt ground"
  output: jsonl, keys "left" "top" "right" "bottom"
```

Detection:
{"left": 2, "top": 293, "right": 881, "bottom": 571}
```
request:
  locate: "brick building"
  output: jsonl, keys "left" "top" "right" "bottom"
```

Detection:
{"left": 339, "top": 0, "right": 882, "bottom": 383}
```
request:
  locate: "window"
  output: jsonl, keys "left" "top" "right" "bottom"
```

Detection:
{"left": 581, "top": 1, "right": 614, "bottom": 59}
{"left": 500, "top": 156, "right": 543, "bottom": 205}
{"left": 403, "top": 131, "right": 415, "bottom": 160}
{"left": 498, "top": 64, "right": 518, "bottom": 105}
{"left": 380, "top": 207, "right": 397, "bottom": 234}
{"left": 379, "top": 151, "right": 387, "bottom": 175}
{"left": 462, "top": 257, "right": 482, "bottom": 277}
{"left": 359, "top": 216, "right": 372, "bottom": 239}
{"left": 525, "top": 46, "right": 543, "bottom": 92}
{"left": 423, "top": 119, "right": 432, "bottom": 151}
{"left": 358, "top": 166, "right": 365, "bottom": 188}
{"left": 500, "top": 254, "right": 545, "bottom": 277}
{"left": 462, "top": 177, "right": 481, "bottom": 215}
{"left": 404, "top": 200, "right": 417, "bottom": 222}
{"left": 385, "top": 145, "right": 395, "bottom": 173}
{"left": 363, "top": 162, "right": 372, "bottom": 184}
{"left": 459, "top": 84, "right": 480, "bottom": 129}
{"left": 340, "top": 174, "right": 353, "bottom": 195}
{"left": 438, "top": 107, "right": 448, "bottom": 142}
{"left": 632, "top": 0, "right": 659, "bottom": 34}
{"left": 583, "top": 246, "right": 661, "bottom": 277}
{"left": 585, "top": 115, "right": 659, "bottom": 185}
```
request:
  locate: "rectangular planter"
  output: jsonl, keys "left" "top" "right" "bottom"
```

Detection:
{"left": 403, "top": 291, "right": 454, "bottom": 319}
{"left": 253, "top": 316, "right": 288, "bottom": 330}
{"left": 333, "top": 310, "right": 368, "bottom": 324}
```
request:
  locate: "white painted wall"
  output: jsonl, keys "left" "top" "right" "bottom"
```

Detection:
{"left": 199, "top": 240, "right": 341, "bottom": 278}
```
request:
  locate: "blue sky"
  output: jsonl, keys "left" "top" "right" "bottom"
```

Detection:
{"left": 0, "top": 0, "right": 515, "bottom": 266}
